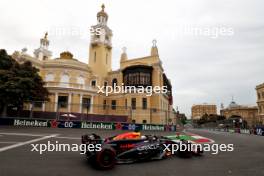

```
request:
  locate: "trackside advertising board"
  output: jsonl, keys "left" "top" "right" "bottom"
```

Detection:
{"left": 0, "top": 118, "right": 177, "bottom": 131}
{"left": 256, "top": 126, "right": 264, "bottom": 136}
{"left": 13, "top": 119, "right": 48, "bottom": 127}
{"left": 0, "top": 118, "right": 263, "bottom": 134}
{"left": 81, "top": 122, "right": 114, "bottom": 130}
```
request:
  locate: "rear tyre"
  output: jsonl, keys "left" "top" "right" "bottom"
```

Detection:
{"left": 177, "top": 140, "right": 193, "bottom": 158}
{"left": 95, "top": 147, "right": 116, "bottom": 170}
{"left": 193, "top": 145, "right": 203, "bottom": 156}
{"left": 178, "top": 150, "right": 193, "bottom": 158}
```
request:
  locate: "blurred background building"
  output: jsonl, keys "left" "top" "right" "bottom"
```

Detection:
{"left": 191, "top": 104, "right": 217, "bottom": 120}
{"left": 256, "top": 83, "right": 264, "bottom": 125}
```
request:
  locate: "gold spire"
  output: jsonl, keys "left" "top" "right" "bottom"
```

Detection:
{"left": 40, "top": 32, "right": 49, "bottom": 47}
{"left": 101, "top": 4, "right": 105, "bottom": 11}
{"left": 121, "top": 47, "right": 128, "bottom": 62}
{"left": 151, "top": 39, "right": 159, "bottom": 56}
{"left": 60, "top": 51, "right": 73, "bottom": 60}
{"left": 44, "top": 32, "right": 48, "bottom": 39}
{"left": 97, "top": 4, "right": 108, "bottom": 19}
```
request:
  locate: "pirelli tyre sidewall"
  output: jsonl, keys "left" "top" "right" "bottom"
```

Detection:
{"left": 95, "top": 147, "right": 116, "bottom": 170}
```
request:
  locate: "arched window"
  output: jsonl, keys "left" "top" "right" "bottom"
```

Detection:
{"left": 112, "top": 78, "right": 117, "bottom": 87}
{"left": 106, "top": 53, "right": 108, "bottom": 64}
{"left": 77, "top": 76, "right": 85, "bottom": 85}
{"left": 61, "top": 74, "right": 69, "bottom": 83}
{"left": 45, "top": 73, "right": 54, "bottom": 82}
{"left": 91, "top": 80, "right": 96, "bottom": 87}
{"left": 122, "top": 65, "right": 152, "bottom": 87}
{"left": 60, "top": 73, "right": 69, "bottom": 87}
{"left": 94, "top": 52, "right": 96, "bottom": 62}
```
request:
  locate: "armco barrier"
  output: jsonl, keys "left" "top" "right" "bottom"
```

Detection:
{"left": 240, "top": 129, "right": 250, "bottom": 134}
{"left": 228, "top": 129, "right": 235, "bottom": 133}
{"left": 0, "top": 118, "right": 176, "bottom": 132}
{"left": 14, "top": 119, "right": 49, "bottom": 127}
{"left": 205, "top": 127, "right": 264, "bottom": 136}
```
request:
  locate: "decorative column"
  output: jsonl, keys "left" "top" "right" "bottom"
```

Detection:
{"left": 29, "top": 103, "right": 33, "bottom": 118}
{"left": 90, "top": 95, "right": 94, "bottom": 113}
{"left": 42, "top": 102, "right": 45, "bottom": 112}
{"left": 68, "top": 93, "right": 72, "bottom": 112}
{"left": 79, "top": 94, "right": 83, "bottom": 113}
{"left": 54, "top": 92, "right": 58, "bottom": 112}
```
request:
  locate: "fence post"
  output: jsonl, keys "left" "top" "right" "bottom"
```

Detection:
{"left": 56, "top": 103, "right": 59, "bottom": 120}
{"left": 1, "top": 105, "right": 7, "bottom": 118}
{"left": 150, "top": 108, "right": 152, "bottom": 124}
{"left": 127, "top": 107, "right": 133, "bottom": 122}
{"left": 42, "top": 102, "right": 45, "bottom": 112}
{"left": 29, "top": 102, "right": 34, "bottom": 118}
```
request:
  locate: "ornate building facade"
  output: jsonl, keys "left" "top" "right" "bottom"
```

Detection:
{"left": 12, "top": 5, "right": 174, "bottom": 124}
{"left": 256, "top": 83, "right": 264, "bottom": 124}
{"left": 220, "top": 100, "right": 258, "bottom": 127}
{"left": 191, "top": 104, "right": 217, "bottom": 120}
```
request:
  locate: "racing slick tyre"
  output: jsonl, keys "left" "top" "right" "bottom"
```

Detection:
{"left": 193, "top": 145, "right": 203, "bottom": 156}
{"left": 95, "top": 147, "right": 116, "bottom": 170}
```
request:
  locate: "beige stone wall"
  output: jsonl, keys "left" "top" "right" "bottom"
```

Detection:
{"left": 89, "top": 44, "right": 112, "bottom": 81}
{"left": 256, "top": 83, "right": 264, "bottom": 124}
{"left": 221, "top": 107, "right": 258, "bottom": 127}
{"left": 256, "top": 83, "right": 264, "bottom": 114}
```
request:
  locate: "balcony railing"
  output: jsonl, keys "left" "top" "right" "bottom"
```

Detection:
{"left": 44, "top": 82, "right": 97, "bottom": 91}
{"left": 91, "top": 39, "right": 112, "bottom": 47}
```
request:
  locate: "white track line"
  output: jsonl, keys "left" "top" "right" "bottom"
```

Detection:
{"left": 0, "top": 142, "right": 19, "bottom": 144}
{"left": 0, "top": 133, "right": 47, "bottom": 137}
{"left": 53, "top": 136, "right": 80, "bottom": 140}
{"left": 0, "top": 132, "right": 80, "bottom": 140}
{"left": 0, "top": 134, "right": 58, "bottom": 152}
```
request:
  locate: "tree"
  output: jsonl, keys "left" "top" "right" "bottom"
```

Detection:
{"left": 0, "top": 49, "right": 49, "bottom": 115}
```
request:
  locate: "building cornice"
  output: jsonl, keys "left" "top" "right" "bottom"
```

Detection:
{"left": 121, "top": 55, "right": 158, "bottom": 63}
{"left": 108, "top": 69, "right": 121, "bottom": 74}
{"left": 222, "top": 106, "right": 258, "bottom": 111}
{"left": 256, "top": 83, "right": 264, "bottom": 89}
{"left": 43, "top": 63, "right": 90, "bottom": 72}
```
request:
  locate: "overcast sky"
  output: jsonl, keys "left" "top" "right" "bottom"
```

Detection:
{"left": 1, "top": 0, "right": 264, "bottom": 117}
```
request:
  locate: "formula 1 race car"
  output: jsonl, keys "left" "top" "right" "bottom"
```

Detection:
{"left": 81, "top": 131, "right": 204, "bottom": 169}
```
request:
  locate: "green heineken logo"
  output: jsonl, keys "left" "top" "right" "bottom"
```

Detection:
{"left": 81, "top": 122, "right": 114, "bottom": 130}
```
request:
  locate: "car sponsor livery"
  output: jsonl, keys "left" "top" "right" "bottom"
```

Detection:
{"left": 81, "top": 132, "right": 204, "bottom": 170}
{"left": 137, "top": 143, "right": 160, "bottom": 151}
{"left": 166, "top": 132, "right": 215, "bottom": 144}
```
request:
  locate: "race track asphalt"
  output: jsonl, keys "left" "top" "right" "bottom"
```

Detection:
{"left": 0, "top": 126, "right": 263, "bottom": 176}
